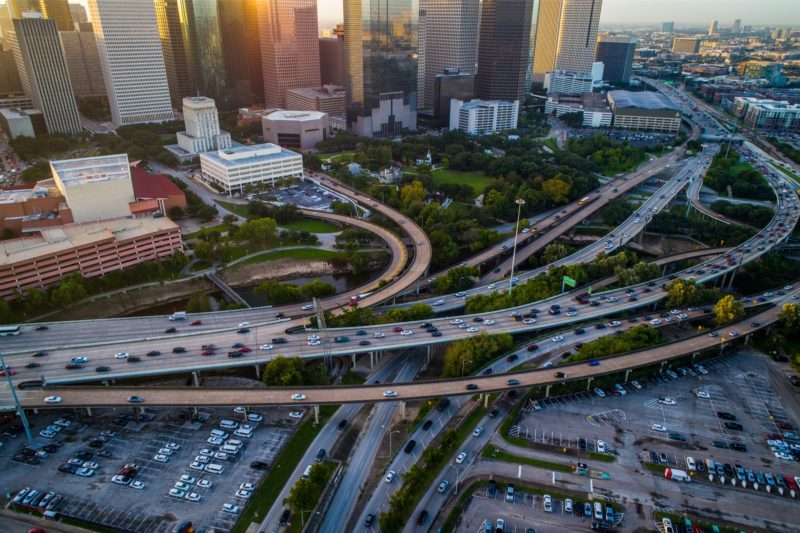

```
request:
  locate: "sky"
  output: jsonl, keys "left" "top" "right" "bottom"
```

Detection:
{"left": 316, "top": 0, "right": 800, "bottom": 30}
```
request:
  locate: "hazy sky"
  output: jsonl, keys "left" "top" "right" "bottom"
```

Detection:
{"left": 317, "top": 0, "right": 800, "bottom": 30}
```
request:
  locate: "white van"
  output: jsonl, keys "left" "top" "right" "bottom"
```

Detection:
{"left": 685, "top": 457, "right": 697, "bottom": 471}
{"left": 226, "top": 438, "right": 244, "bottom": 448}
{"left": 596, "top": 440, "right": 612, "bottom": 453}
{"left": 206, "top": 463, "right": 225, "bottom": 475}
{"left": 220, "top": 420, "right": 239, "bottom": 430}
{"left": 210, "top": 429, "right": 228, "bottom": 438}
{"left": 220, "top": 444, "right": 240, "bottom": 455}
{"left": 302, "top": 465, "right": 313, "bottom": 479}
{"left": 234, "top": 427, "right": 253, "bottom": 438}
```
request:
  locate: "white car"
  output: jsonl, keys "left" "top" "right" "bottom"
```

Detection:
{"left": 189, "top": 461, "right": 206, "bottom": 471}
{"left": 650, "top": 319, "right": 662, "bottom": 325}
{"left": 449, "top": 319, "right": 463, "bottom": 325}
{"left": 200, "top": 448, "right": 214, "bottom": 456}
{"left": 483, "top": 319, "right": 495, "bottom": 325}
{"left": 652, "top": 423, "right": 667, "bottom": 432}
{"left": 658, "top": 397, "right": 677, "bottom": 406}
{"left": 197, "top": 479, "right": 213, "bottom": 489}
{"left": 44, "top": 396, "right": 62, "bottom": 404}
{"left": 174, "top": 482, "right": 191, "bottom": 491}
{"left": 248, "top": 413, "right": 263, "bottom": 422}
{"left": 112, "top": 475, "right": 129, "bottom": 485}
{"left": 222, "top": 504, "right": 240, "bottom": 515}
{"left": 307, "top": 335, "right": 320, "bottom": 341}
{"left": 373, "top": 332, "right": 385, "bottom": 338}
{"left": 291, "top": 394, "right": 307, "bottom": 401}
{"left": 467, "top": 327, "right": 479, "bottom": 333}
{"left": 82, "top": 461, "right": 98, "bottom": 469}
{"left": 308, "top": 340, "right": 321, "bottom": 346}
{"left": 129, "top": 480, "right": 145, "bottom": 490}
{"left": 383, "top": 390, "right": 398, "bottom": 397}
{"left": 158, "top": 448, "right": 174, "bottom": 456}
{"left": 260, "top": 344, "right": 273, "bottom": 350}
{"left": 522, "top": 318, "right": 536, "bottom": 324}
{"left": 456, "top": 452, "right": 467, "bottom": 464}
{"left": 185, "top": 492, "right": 202, "bottom": 502}
{"left": 608, "top": 321, "right": 621, "bottom": 327}
{"left": 694, "top": 389, "right": 711, "bottom": 399}
{"left": 289, "top": 411, "right": 304, "bottom": 419}
{"left": 235, "top": 489, "right": 252, "bottom": 499}
{"left": 543, "top": 494, "right": 553, "bottom": 512}
{"left": 775, "top": 451, "right": 794, "bottom": 461}
{"left": 677, "top": 313, "right": 688, "bottom": 319}
{"left": 433, "top": 299, "right": 445, "bottom": 306}
{"left": 180, "top": 475, "right": 196, "bottom": 484}
{"left": 240, "top": 483, "right": 256, "bottom": 491}
{"left": 400, "top": 330, "right": 413, "bottom": 336}
{"left": 729, "top": 331, "right": 739, "bottom": 337}
{"left": 385, "top": 470, "right": 396, "bottom": 483}
{"left": 54, "top": 419, "right": 72, "bottom": 427}
{"left": 166, "top": 442, "right": 181, "bottom": 451}
{"left": 207, "top": 437, "right": 224, "bottom": 446}
{"left": 153, "top": 454, "right": 169, "bottom": 463}
{"left": 114, "top": 352, "right": 129, "bottom": 359}
{"left": 567, "top": 310, "right": 577, "bottom": 317}
{"left": 301, "top": 304, "right": 314, "bottom": 311}
{"left": 233, "top": 406, "right": 246, "bottom": 414}
{"left": 195, "top": 455, "right": 210, "bottom": 464}
{"left": 488, "top": 284, "right": 497, "bottom": 290}
{"left": 168, "top": 489, "right": 186, "bottom": 499}
{"left": 472, "top": 426, "right": 484, "bottom": 437}
{"left": 552, "top": 335, "right": 564, "bottom": 342}
{"left": 214, "top": 452, "right": 229, "bottom": 461}
{"left": 670, "top": 309, "right": 681, "bottom": 315}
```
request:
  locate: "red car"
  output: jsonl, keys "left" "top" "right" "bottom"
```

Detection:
{"left": 191, "top": 320, "right": 202, "bottom": 326}
{"left": 201, "top": 350, "right": 214, "bottom": 356}
{"left": 238, "top": 346, "right": 252, "bottom": 353}
{"left": 786, "top": 476, "right": 798, "bottom": 491}
{"left": 776, "top": 421, "right": 794, "bottom": 430}
{"left": 527, "top": 344, "right": 539, "bottom": 351}
{"left": 392, "top": 326, "right": 403, "bottom": 333}
{"left": 0, "top": 369, "right": 15, "bottom": 376}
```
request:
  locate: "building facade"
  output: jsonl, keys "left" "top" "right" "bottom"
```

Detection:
{"left": 0, "top": 107, "right": 45, "bottom": 138}
{"left": 672, "top": 38, "right": 700, "bottom": 54}
{"left": 531, "top": 0, "right": 603, "bottom": 83}
{"left": 476, "top": 0, "right": 533, "bottom": 102}
{"left": 40, "top": 0, "right": 73, "bottom": 30}
{"left": 59, "top": 25, "right": 107, "bottom": 100}
{"left": 544, "top": 92, "right": 612, "bottom": 127}
{"left": 89, "top": 0, "right": 174, "bottom": 126}
{"left": 661, "top": 21, "right": 674, "bottom": 33}
{"left": 10, "top": 16, "right": 81, "bottom": 134}
{"left": 544, "top": 70, "right": 593, "bottom": 95}
{"left": 319, "top": 24, "right": 345, "bottom": 87}
{"left": 286, "top": 85, "right": 346, "bottom": 115}
{"left": 449, "top": 99, "right": 519, "bottom": 135}
{"left": 262, "top": 110, "right": 328, "bottom": 150}
{"left": 595, "top": 34, "right": 636, "bottom": 83}
{"left": 417, "top": 0, "right": 479, "bottom": 112}
{"left": 176, "top": 96, "right": 231, "bottom": 154}
{"left": 257, "top": 0, "right": 320, "bottom": 109}
{"left": 199, "top": 143, "right": 303, "bottom": 193}
{"left": 608, "top": 90, "right": 681, "bottom": 133}
{"left": 434, "top": 69, "right": 475, "bottom": 121}
{"left": 731, "top": 97, "right": 800, "bottom": 131}
{"left": 153, "top": 0, "right": 193, "bottom": 108}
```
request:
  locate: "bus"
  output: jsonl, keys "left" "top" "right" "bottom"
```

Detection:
{"left": 578, "top": 197, "right": 591, "bottom": 206}
{"left": 0, "top": 325, "right": 20, "bottom": 336}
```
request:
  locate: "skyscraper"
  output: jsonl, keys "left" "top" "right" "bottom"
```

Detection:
{"left": 661, "top": 21, "right": 674, "bottom": 33}
{"left": 60, "top": 23, "right": 107, "bottom": 100}
{"left": 10, "top": 16, "right": 81, "bottom": 133}
{"left": 531, "top": 0, "right": 603, "bottom": 83}
{"left": 595, "top": 34, "right": 636, "bottom": 83}
{"left": 417, "top": 0, "right": 479, "bottom": 113}
{"left": 88, "top": 0, "right": 174, "bottom": 126}
{"left": 257, "top": 0, "right": 320, "bottom": 109}
{"left": 69, "top": 3, "right": 87, "bottom": 25}
{"left": 732, "top": 19, "right": 741, "bottom": 34}
{"left": 40, "top": 0, "right": 73, "bottom": 30}
{"left": 6, "top": 0, "right": 39, "bottom": 18}
{"left": 708, "top": 19, "right": 718, "bottom": 36}
{"left": 319, "top": 24, "right": 345, "bottom": 87}
{"left": 153, "top": 0, "right": 194, "bottom": 108}
{"left": 476, "top": 0, "right": 533, "bottom": 102}
{"left": 242, "top": 0, "right": 263, "bottom": 105}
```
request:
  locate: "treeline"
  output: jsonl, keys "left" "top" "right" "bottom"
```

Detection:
{"left": 254, "top": 279, "right": 335, "bottom": 305}
{"left": 735, "top": 253, "right": 800, "bottom": 294}
{"left": 566, "top": 325, "right": 663, "bottom": 363}
{"left": 665, "top": 278, "right": 720, "bottom": 308}
{"left": 442, "top": 333, "right": 514, "bottom": 377}
{"left": 312, "top": 303, "right": 433, "bottom": 328}
{"left": 710, "top": 200, "right": 774, "bottom": 227}
{"left": 566, "top": 133, "right": 647, "bottom": 174}
{"left": 649, "top": 207, "right": 755, "bottom": 246}
{"left": 704, "top": 152, "right": 774, "bottom": 201}
{"left": 169, "top": 178, "right": 218, "bottom": 222}
{"left": 768, "top": 137, "right": 800, "bottom": 165}
{"left": 284, "top": 462, "right": 337, "bottom": 525}
{"left": 261, "top": 356, "right": 328, "bottom": 386}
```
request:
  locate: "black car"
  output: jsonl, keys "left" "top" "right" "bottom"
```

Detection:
{"left": 465, "top": 384, "right": 479, "bottom": 390}
{"left": 437, "top": 398, "right": 450, "bottom": 411}
{"left": 417, "top": 510, "right": 428, "bottom": 525}
{"left": 250, "top": 461, "right": 268, "bottom": 470}
{"left": 404, "top": 440, "right": 417, "bottom": 453}
{"left": 729, "top": 442, "right": 747, "bottom": 452}
{"left": 147, "top": 350, "right": 161, "bottom": 357}
{"left": 711, "top": 440, "right": 729, "bottom": 449}
{"left": 506, "top": 354, "right": 519, "bottom": 363}
{"left": 669, "top": 432, "right": 687, "bottom": 442}
{"left": 359, "top": 340, "right": 371, "bottom": 346}
{"left": 696, "top": 462, "right": 707, "bottom": 473}
{"left": 717, "top": 411, "right": 736, "bottom": 420}
{"left": 431, "top": 331, "right": 442, "bottom": 337}
{"left": 95, "top": 366, "right": 111, "bottom": 372}
{"left": 364, "top": 514, "right": 375, "bottom": 527}
{"left": 238, "top": 328, "right": 250, "bottom": 334}
{"left": 574, "top": 327, "right": 585, "bottom": 334}
{"left": 279, "top": 509, "right": 291, "bottom": 526}
{"left": 422, "top": 420, "right": 433, "bottom": 430}
{"left": 25, "top": 362, "right": 40, "bottom": 369}
{"left": 172, "top": 346, "right": 186, "bottom": 353}
{"left": 649, "top": 451, "right": 659, "bottom": 463}
{"left": 34, "top": 325, "right": 49, "bottom": 331}
{"left": 595, "top": 323, "right": 606, "bottom": 330}
{"left": 489, "top": 409, "right": 499, "bottom": 418}
{"left": 724, "top": 422, "right": 743, "bottom": 430}
{"left": 32, "top": 351, "right": 48, "bottom": 357}
{"left": 483, "top": 368, "right": 493, "bottom": 375}
{"left": 228, "top": 351, "right": 243, "bottom": 358}
{"left": 337, "top": 419, "right": 347, "bottom": 431}
{"left": 273, "top": 337, "right": 288, "bottom": 344}
{"left": 127, "top": 356, "right": 141, "bottom": 363}
{"left": 164, "top": 327, "right": 177, "bottom": 333}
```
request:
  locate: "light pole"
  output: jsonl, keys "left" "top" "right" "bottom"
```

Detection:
{"left": 461, "top": 358, "right": 473, "bottom": 377}
{"left": 388, "top": 429, "right": 400, "bottom": 456}
{"left": 0, "top": 353, "right": 33, "bottom": 442}
{"left": 508, "top": 198, "right": 526, "bottom": 295}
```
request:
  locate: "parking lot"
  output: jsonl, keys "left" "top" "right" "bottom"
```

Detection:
{"left": 0, "top": 405, "right": 302, "bottom": 532}
{"left": 512, "top": 351, "right": 800, "bottom": 477}
{"left": 262, "top": 179, "right": 351, "bottom": 211}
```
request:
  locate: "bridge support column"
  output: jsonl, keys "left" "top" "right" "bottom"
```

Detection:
{"left": 32, "top": 408, "right": 38, "bottom": 415}
{"left": 586, "top": 377, "right": 593, "bottom": 391}
{"left": 692, "top": 352, "right": 698, "bottom": 362}
{"left": 745, "top": 334, "right": 752, "bottom": 345}
{"left": 400, "top": 401, "right": 407, "bottom": 420}
{"left": 545, "top": 385, "right": 552, "bottom": 398}
{"left": 192, "top": 371, "right": 200, "bottom": 387}
{"left": 351, "top": 354, "right": 357, "bottom": 368}
{"left": 313, "top": 405, "right": 320, "bottom": 425}
{"left": 727, "top": 268, "right": 737, "bottom": 290}
{"left": 103, "top": 380, "right": 110, "bottom": 387}
{"left": 254, "top": 365, "right": 261, "bottom": 379}
{"left": 85, "top": 407, "right": 93, "bottom": 416}
{"left": 484, "top": 394, "right": 489, "bottom": 408}
{"left": 369, "top": 352, "right": 374, "bottom": 370}
{"left": 624, "top": 369, "right": 631, "bottom": 383}
{"left": 426, "top": 346, "right": 432, "bottom": 363}
{"left": 660, "top": 361, "right": 666, "bottom": 372}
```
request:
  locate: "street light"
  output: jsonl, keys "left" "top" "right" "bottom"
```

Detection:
{"left": 508, "top": 198, "right": 526, "bottom": 295}
{"left": 388, "top": 429, "right": 401, "bottom": 456}
{"left": 461, "top": 358, "right": 473, "bottom": 377}
{"left": 0, "top": 353, "right": 33, "bottom": 442}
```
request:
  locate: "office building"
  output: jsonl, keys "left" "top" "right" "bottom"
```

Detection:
{"left": 262, "top": 110, "right": 329, "bottom": 149}
{"left": 10, "top": 16, "right": 81, "bottom": 134}
{"left": 544, "top": 92, "right": 612, "bottom": 127}
{"left": 6, "top": 0, "right": 39, "bottom": 18}
{"left": 434, "top": 69, "right": 475, "bottom": 121}
{"left": 89, "top": 0, "right": 174, "bottom": 126}
{"left": 319, "top": 24, "right": 345, "bottom": 87}
{"left": 258, "top": 0, "right": 320, "bottom": 109}
{"left": 59, "top": 26, "right": 106, "bottom": 100}
{"left": 40, "top": 0, "right": 72, "bottom": 30}
{"left": 199, "top": 143, "right": 303, "bottom": 194}
{"left": 449, "top": 99, "right": 519, "bottom": 135}
{"left": 418, "top": 0, "right": 479, "bottom": 112}
{"left": 732, "top": 19, "right": 741, "bottom": 34}
{"left": 0, "top": 49, "right": 23, "bottom": 95}
{"left": 175, "top": 96, "right": 231, "bottom": 155}
{"left": 595, "top": 34, "right": 636, "bottom": 83}
{"left": 286, "top": 85, "right": 346, "bottom": 115}
{"left": 708, "top": 19, "right": 718, "bottom": 36}
{"left": 476, "top": 0, "right": 532, "bottom": 103}
{"left": 661, "top": 21, "right": 674, "bottom": 33}
{"left": 731, "top": 97, "right": 800, "bottom": 131}
{"left": 531, "top": 0, "right": 603, "bottom": 84}
{"left": 736, "top": 61, "right": 785, "bottom": 85}
{"left": 50, "top": 154, "right": 136, "bottom": 223}
{"left": 69, "top": 2, "right": 87, "bottom": 25}
{"left": 544, "top": 70, "right": 593, "bottom": 95}
{"left": 0, "top": 107, "right": 45, "bottom": 138}
{"left": 0, "top": 216, "right": 182, "bottom": 300}
{"left": 608, "top": 90, "right": 681, "bottom": 133}
{"left": 672, "top": 38, "right": 700, "bottom": 54}
{"left": 0, "top": 5, "right": 14, "bottom": 49}
{"left": 344, "top": 0, "right": 419, "bottom": 137}
{"left": 153, "top": 0, "right": 193, "bottom": 108}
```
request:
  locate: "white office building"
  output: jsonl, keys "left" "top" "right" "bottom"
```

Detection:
{"left": 199, "top": 144, "right": 303, "bottom": 194}
{"left": 50, "top": 154, "right": 135, "bottom": 223}
{"left": 449, "top": 99, "right": 519, "bottom": 136}
{"left": 88, "top": 0, "right": 174, "bottom": 127}
{"left": 544, "top": 70, "right": 594, "bottom": 95}
{"left": 176, "top": 97, "right": 231, "bottom": 155}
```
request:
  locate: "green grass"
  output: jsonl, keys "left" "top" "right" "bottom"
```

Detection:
{"left": 231, "top": 405, "right": 338, "bottom": 533}
{"left": 183, "top": 223, "right": 236, "bottom": 240}
{"left": 233, "top": 248, "right": 349, "bottom": 266}
{"left": 216, "top": 200, "right": 251, "bottom": 217}
{"left": 282, "top": 218, "right": 340, "bottom": 233}
{"left": 588, "top": 451, "right": 616, "bottom": 463}
{"left": 770, "top": 162, "right": 800, "bottom": 184}
{"left": 340, "top": 371, "right": 366, "bottom": 385}
{"left": 643, "top": 461, "right": 667, "bottom": 474}
{"left": 431, "top": 169, "right": 493, "bottom": 196}
{"left": 190, "top": 260, "right": 212, "bottom": 272}
{"left": 481, "top": 446, "right": 574, "bottom": 472}
{"left": 544, "top": 137, "right": 560, "bottom": 152}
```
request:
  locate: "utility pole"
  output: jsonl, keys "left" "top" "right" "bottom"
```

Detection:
{"left": 0, "top": 353, "right": 33, "bottom": 442}
{"left": 508, "top": 198, "right": 526, "bottom": 295}
{"left": 314, "top": 298, "right": 332, "bottom": 372}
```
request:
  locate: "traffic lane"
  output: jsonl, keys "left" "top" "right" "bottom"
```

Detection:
{"left": 19, "top": 297, "right": 792, "bottom": 409}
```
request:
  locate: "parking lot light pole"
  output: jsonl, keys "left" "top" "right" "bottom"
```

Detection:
{"left": 508, "top": 199, "right": 526, "bottom": 295}
{"left": 0, "top": 353, "right": 33, "bottom": 442}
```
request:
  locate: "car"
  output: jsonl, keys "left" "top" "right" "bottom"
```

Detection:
{"left": 180, "top": 475, "right": 196, "bottom": 485}
{"left": 207, "top": 436, "right": 224, "bottom": 446}
{"left": 456, "top": 452, "right": 467, "bottom": 464}
{"left": 669, "top": 432, "right": 687, "bottom": 442}
{"left": 32, "top": 351, "right": 48, "bottom": 357}
{"left": 594, "top": 388, "right": 606, "bottom": 398}
{"left": 507, "top": 379, "right": 520, "bottom": 386}
{"left": 189, "top": 461, "right": 206, "bottom": 471}
{"left": 235, "top": 489, "right": 252, "bottom": 499}
{"left": 197, "top": 479, "right": 212, "bottom": 489}
{"left": 658, "top": 397, "right": 676, "bottom": 406}
{"left": 168, "top": 488, "right": 186, "bottom": 499}
{"left": 129, "top": 480, "right": 145, "bottom": 490}
{"left": 694, "top": 389, "right": 711, "bottom": 399}
{"left": 291, "top": 393, "right": 306, "bottom": 401}
{"left": 587, "top": 359, "right": 600, "bottom": 366}
{"left": 652, "top": 423, "right": 667, "bottom": 432}
{"left": 127, "top": 396, "right": 144, "bottom": 403}
{"left": 165, "top": 327, "right": 177, "bottom": 334}
{"left": 400, "top": 329, "right": 413, "bottom": 336}
{"left": 153, "top": 454, "right": 169, "bottom": 463}
{"left": 114, "top": 352, "right": 129, "bottom": 359}
{"left": 465, "top": 384, "right": 479, "bottom": 391}
{"left": 289, "top": 411, "right": 304, "bottom": 419}
{"left": 222, "top": 503, "right": 241, "bottom": 515}
{"left": 712, "top": 440, "right": 729, "bottom": 449}
{"left": 185, "top": 492, "right": 202, "bottom": 502}
{"left": 373, "top": 331, "right": 385, "bottom": 338}
{"left": 717, "top": 411, "right": 736, "bottom": 420}
{"left": 147, "top": 350, "right": 161, "bottom": 357}
{"left": 247, "top": 413, "right": 263, "bottom": 422}
{"left": 44, "top": 396, "right": 62, "bottom": 403}
{"left": 385, "top": 470, "right": 396, "bottom": 483}
{"left": 472, "top": 426, "right": 484, "bottom": 437}
{"left": 383, "top": 390, "right": 398, "bottom": 397}
{"left": 174, "top": 482, "right": 191, "bottom": 491}
{"left": 543, "top": 494, "right": 553, "bottom": 512}
{"left": 527, "top": 344, "right": 538, "bottom": 351}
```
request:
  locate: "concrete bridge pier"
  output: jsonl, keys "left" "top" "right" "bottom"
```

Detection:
{"left": 85, "top": 408, "right": 93, "bottom": 416}
{"left": 192, "top": 371, "right": 200, "bottom": 387}
{"left": 624, "top": 369, "right": 631, "bottom": 382}
{"left": 745, "top": 334, "right": 752, "bottom": 345}
{"left": 369, "top": 352, "right": 374, "bottom": 369}
{"left": 484, "top": 394, "right": 490, "bottom": 408}
{"left": 254, "top": 365, "right": 261, "bottom": 379}
{"left": 313, "top": 405, "right": 320, "bottom": 425}
{"left": 351, "top": 354, "right": 357, "bottom": 368}
{"left": 400, "top": 401, "right": 407, "bottom": 420}
{"left": 586, "top": 377, "right": 593, "bottom": 391}
{"left": 691, "top": 352, "right": 698, "bottom": 362}
{"left": 426, "top": 346, "right": 432, "bottom": 363}
{"left": 727, "top": 268, "right": 738, "bottom": 290}
{"left": 545, "top": 385, "right": 552, "bottom": 398}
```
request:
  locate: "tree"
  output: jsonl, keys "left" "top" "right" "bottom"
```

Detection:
{"left": 428, "top": 230, "right": 458, "bottom": 270}
{"left": 299, "top": 279, "right": 336, "bottom": 299}
{"left": 441, "top": 333, "right": 513, "bottom": 377}
{"left": 262, "top": 356, "right": 305, "bottom": 386}
{"left": 560, "top": 111, "right": 584, "bottom": 129}
{"left": 196, "top": 204, "right": 218, "bottom": 222}
{"left": 331, "top": 200, "right": 356, "bottom": 216}
{"left": 779, "top": 303, "right": 800, "bottom": 335}
{"left": 236, "top": 217, "right": 278, "bottom": 246}
{"left": 541, "top": 177, "right": 571, "bottom": 204}
{"left": 542, "top": 243, "right": 571, "bottom": 265}
{"left": 186, "top": 292, "right": 211, "bottom": 313}
{"left": 254, "top": 280, "right": 301, "bottom": 304}
{"left": 400, "top": 180, "right": 425, "bottom": 209}
{"left": 50, "top": 275, "right": 88, "bottom": 309}
{"left": 433, "top": 266, "right": 479, "bottom": 294}
{"left": 168, "top": 205, "right": 185, "bottom": 220}
{"left": 713, "top": 295, "right": 744, "bottom": 327}
{"left": 222, "top": 214, "right": 238, "bottom": 225}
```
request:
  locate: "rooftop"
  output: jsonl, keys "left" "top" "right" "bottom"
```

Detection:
{"left": 0, "top": 216, "right": 179, "bottom": 266}
{"left": 286, "top": 86, "right": 346, "bottom": 99}
{"left": 50, "top": 154, "right": 131, "bottom": 187}
{"left": 265, "top": 110, "right": 328, "bottom": 122}
{"left": 608, "top": 90, "right": 680, "bottom": 111}
{"left": 130, "top": 167, "right": 185, "bottom": 199}
{"left": 200, "top": 143, "right": 301, "bottom": 168}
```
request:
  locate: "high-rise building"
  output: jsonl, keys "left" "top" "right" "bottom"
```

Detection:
{"left": 10, "top": 16, "right": 81, "bottom": 133}
{"left": 59, "top": 24, "right": 106, "bottom": 100}
{"left": 661, "top": 21, "right": 674, "bottom": 33}
{"left": 40, "top": 0, "right": 72, "bottom": 30}
{"left": 88, "top": 0, "right": 174, "bottom": 126}
{"left": 544, "top": 70, "right": 592, "bottom": 94}
{"left": 319, "top": 24, "right": 344, "bottom": 87}
{"left": 672, "top": 38, "right": 701, "bottom": 54}
{"left": 0, "top": 5, "right": 14, "bottom": 49}
{"left": 257, "top": 0, "right": 320, "bottom": 109}
{"left": 0, "top": 49, "right": 22, "bottom": 94}
{"left": 176, "top": 96, "right": 231, "bottom": 154}
{"left": 732, "top": 19, "right": 741, "bottom": 34}
{"left": 344, "top": 0, "right": 419, "bottom": 137}
{"left": 449, "top": 99, "right": 519, "bottom": 135}
{"left": 417, "top": 0, "right": 479, "bottom": 113}
{"left": 434, "top": 69, "right": 475, "bottom": 121}
{"left": 68, "top": 2, "right": 87, "bottom": 25}
{"left": 153, "top": 0, "right": 193, "bottom": 108}
{"left": 476, "top": 0, "right": 533, "bottom": 102}
{"left": 708, "top": 19, "right": 718, "bottom": 36}
{"left": 286, "top": 85, "right": 346, "bottom": 115}
{"left": 242, "top": 0, "right": 263, "bottom": 106}
{"left": 595, "top": 34, "right": 636, "bottom": 83}
{"left": 6, "top": 0, "right": 39, "bottom": 18}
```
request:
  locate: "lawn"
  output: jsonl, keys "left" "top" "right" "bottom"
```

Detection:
{"left": 282, "top": 218, "right": 340, "bottom": 233}
{"left": 216, "top": 200, "right": 251, "bottom": 217}
{"left": 481, "top": 446, "right": 574, "bottom": 472}
{"left": 232, "top": 248, "right": 351, "bottom": 267}
{"left": 431, "top": 169, "right": 493, "bottom": 196}
{"left": 183, "top": 223, "right": 236, "bottom": 240}
{"left": 231, "top": 405, "right": 338, "bottom": 533}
